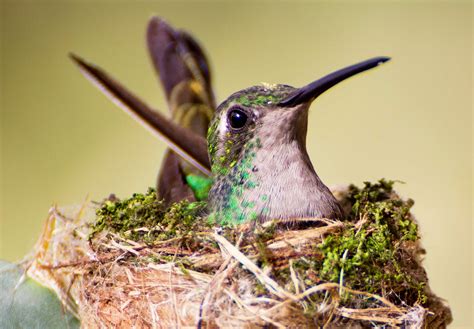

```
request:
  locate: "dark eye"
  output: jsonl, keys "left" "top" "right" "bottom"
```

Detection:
{"left": 227, "top": 107, "right": 248, "bottom": 130}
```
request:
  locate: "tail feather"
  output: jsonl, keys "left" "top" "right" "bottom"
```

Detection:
{"left": 69, "top": 53, "right": 211, "bottom": 176}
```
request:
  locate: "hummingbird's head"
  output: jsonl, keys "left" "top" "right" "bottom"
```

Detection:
{"left": 206, "top": 57, "right": 390, "bottom": 225}
{"left": 207, "top": 57, "right": 391, "bottom": 178}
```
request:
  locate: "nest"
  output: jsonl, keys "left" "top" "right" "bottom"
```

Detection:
{"left": 25, "top": 180, "right": 452, "bottom": 328}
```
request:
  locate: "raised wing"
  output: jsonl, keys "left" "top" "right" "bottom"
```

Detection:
{"left": 146, "top": 17, "right": 216, "bottom": 203}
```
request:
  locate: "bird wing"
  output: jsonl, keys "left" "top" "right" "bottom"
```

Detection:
{"left": 146, "top": 17, "right": 216, "bottom": 203}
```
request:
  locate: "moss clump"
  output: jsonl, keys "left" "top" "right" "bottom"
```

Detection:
{"left": 91, "top": 188, "right": 209, "bottom": 244}
{"left": 291, "top": 179, "right": 426, "bottom": 306}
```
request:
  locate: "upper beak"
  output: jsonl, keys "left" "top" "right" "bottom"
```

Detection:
{"left": 278, "top": 56, "right": 390, "bottom": 107}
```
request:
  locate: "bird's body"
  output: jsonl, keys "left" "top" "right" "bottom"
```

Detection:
{"left": 71, "top": 17, "right": 389, "bottom": 227}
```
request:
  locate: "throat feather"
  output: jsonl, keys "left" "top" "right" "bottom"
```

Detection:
{"left": 209, "top": 138, "right": 262, "bottom": 225}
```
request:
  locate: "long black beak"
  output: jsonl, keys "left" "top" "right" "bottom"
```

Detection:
{"left": 279, "top": 56, "right": 390, "bottom": 107}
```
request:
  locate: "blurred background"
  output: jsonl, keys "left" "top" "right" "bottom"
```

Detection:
{"left": 0, "top": 1, "right": 471, "bottom": 327}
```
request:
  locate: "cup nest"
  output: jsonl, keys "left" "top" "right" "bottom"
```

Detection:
{"left": 24, "top": 180, "right": 452, "bottom": 328}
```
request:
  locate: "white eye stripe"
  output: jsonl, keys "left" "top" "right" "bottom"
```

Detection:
{"left": 218, "top": 111, "right": 228, "bottom": 138}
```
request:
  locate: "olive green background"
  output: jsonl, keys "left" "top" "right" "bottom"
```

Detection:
{"left": 1, "top": 1, "right": 472, "bottom": 327}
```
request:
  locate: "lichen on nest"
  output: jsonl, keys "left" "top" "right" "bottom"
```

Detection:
{"left": 26, "top": 179, "right": 452, "bottom": 328}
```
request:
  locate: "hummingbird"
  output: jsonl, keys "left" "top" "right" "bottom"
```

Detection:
{"left": 70, "top": 17, "right": 389, "bottom": 226}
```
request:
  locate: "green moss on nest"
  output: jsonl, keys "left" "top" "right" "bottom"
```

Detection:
{"left": 91, "top": 188, "right": 209, "bottom": 244}
{"left": 285, "top": 179, "right": 426, "bottom": 307}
